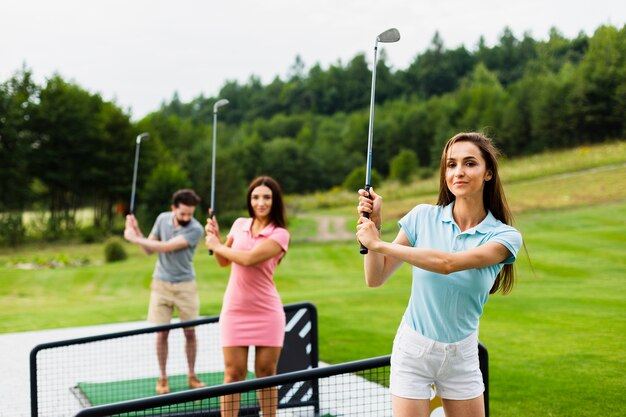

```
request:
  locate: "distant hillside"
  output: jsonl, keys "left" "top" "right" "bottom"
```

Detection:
{"left": 287, "top": 140, "right": 626, "bottom": 216}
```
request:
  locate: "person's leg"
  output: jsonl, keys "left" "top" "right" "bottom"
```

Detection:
{"left": 442, "top": 395, "right": 485, "bottom": 417}
{"left": 175, "top": 281, "right": 203, "bottom": 386}
{"left": 254, "top": 346, "right": 282, "bottom": 417}
{"left": 392, "top": 395, "right": 431, "bottom": 417}
{"left": 182, "top": 327, "right": 205, "bottom": 388}
{"left": 176, "top": 281, "right": 202, "bottom": 386}
{"left": 183, "top": 328, "right": 198, "bottom": 374}
{"left": 155, "top": 330, "right": 170, "bottom": 394}
{"left": 156, "top": 330, "right": 170, "bottom": 377}
{"left": 221, "top": 346, "right": 249, "bottom": 417}
{"left": 148, "top": 280, "right": 174, "bottom": 393}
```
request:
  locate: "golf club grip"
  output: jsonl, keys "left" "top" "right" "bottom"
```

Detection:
{"left": 359, "top": 211, "right": 370, "bottom": 255}
{"left": 359, "top": 186, "right": 372, "bottom": 255}
{"left": 208, "top": 211, "right": 214, "bottom": 256}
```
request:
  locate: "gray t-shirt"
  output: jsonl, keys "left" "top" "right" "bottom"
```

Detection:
{"left": 149, "top": 212, "right": 204, "bottom": 283}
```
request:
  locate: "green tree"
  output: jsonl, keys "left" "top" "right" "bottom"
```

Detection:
{"left": 250, "top": 76, "right": 286, "bottom": 119}
{"left": 0, "top": 69, "right": 31, "bottom": 246}
{"left": 476, "top": 28, "right": 537, "bottom": 86}
{"left": 501, "top": 76, "right": 537, "bottom": 155}
{"left": 402, "top": 32, "right": 475, "bottom": 98}
{"left": 575, "top": 25, "right": 626, "bottom": 141}
{"left": 392, "top": 100, "right": 437, "bottom": 167}
{"left": 375, "top": 51, "right": 403, "bottom": 103}
{"left": 426, "top": 94, "right": 461, "bottom": 166}
{"left": 342, "top": 54, "right": 371, "bottom": 111}
{"left": 89, "top": 101, "right": 136, "bottom": 229}
{"left": 30, "top": 75, "right": 105, "bottom": 238}
{"left": 283, "top": 55, "right": 315, "bottom": 113}
{"left": 533, "top": 27, "right": 588, "bottom": 73}
{"left": 529, "top": 64, "right": 580, "bottom": 151}
{"left": 256, "top": 113, "right": 306, "bottom": 141}
{"left": 389, "top": 149, "right": 419, "bottom": 184}
{"left": 139, "top": 163, "right": 191, "bottom": 231}
{"left": 456, "top": 63, "right": 506, "bottom": 133}
{"left": 313, "top": 113, "right": 362, "bottom": 189}
{"left": 210, "top": 151, "right": 247, "bottom": 216}
{"left": 0, "top": 66, "right": 38, "bottom": 212}
{"left": 258, "top": 138, "right": 321, "bottom": 194}
{"left": 216, "top": 80, "right": 248, "bottom": 124}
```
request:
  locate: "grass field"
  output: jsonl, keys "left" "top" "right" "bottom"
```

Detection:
{"left": 1, "top": 141, "right": 625, "bottom": 416}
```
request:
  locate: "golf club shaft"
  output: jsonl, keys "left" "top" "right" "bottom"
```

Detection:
{"left": 209, "top": 111, "right": 218, "bottom": 256}
{"left": 360, "top": 42, "right": 379, "bottom": 255}
{"left": 210, "top": 112, "right": 218, "bottom": 213}
{"left": 130, "top": 140, "right": 141, "bottom": 214}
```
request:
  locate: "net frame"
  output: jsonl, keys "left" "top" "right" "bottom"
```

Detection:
{"left": 74, "top": 355, "right": 393, "bottom": 417}
{"left": 30, "top": 302, "right": 318, "bottom": 417}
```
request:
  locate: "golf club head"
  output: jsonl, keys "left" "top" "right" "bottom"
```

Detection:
{"left": 213, "top": 99, "right": 230, "bottom": 113}
{"left": 136, "top": 132, "right": 149, "bottom": 144}
{"left": 377, "top": 28, "right": 400, "bottom": 43}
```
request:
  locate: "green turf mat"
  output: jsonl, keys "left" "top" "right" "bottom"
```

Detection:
{"left": 76, "top": 371, "right": 257, "bottom": 409}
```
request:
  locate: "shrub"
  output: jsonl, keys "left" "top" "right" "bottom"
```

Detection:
{"left": 342, "top": 166, "right": 382, "bottom": 191}
{"left": 104, "top": 237, "right": 128, "bottom": 263}
{"left": 79, "top": 226, "right": 101, "bottom": 243}
{"left": 0, "top": 212, "right": 25, "bottom": 247}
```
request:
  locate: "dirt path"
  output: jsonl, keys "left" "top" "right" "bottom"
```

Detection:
{"left": 307, "top": 215, "right": 354, "bottom": 242}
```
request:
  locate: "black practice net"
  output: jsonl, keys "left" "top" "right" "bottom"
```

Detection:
{"left": 30, "top": 303, "right": 318, "bottom": 417}
{"left": 74, "top": 356, "right": 392, "bottom": 417}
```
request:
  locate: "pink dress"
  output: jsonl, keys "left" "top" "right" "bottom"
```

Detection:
{"left": 220, "top": 218, "right": 290, "bottom": 347}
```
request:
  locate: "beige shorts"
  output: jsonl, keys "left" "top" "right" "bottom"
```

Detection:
{"left": 148, "top": 278, "right": 200, "bottom": 324}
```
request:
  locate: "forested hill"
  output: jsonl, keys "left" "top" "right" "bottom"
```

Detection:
{"left": 142, "top": 25, "right": 624, "bottom": 194}
{"left": 159, "top": 27, "right": 588, "bottom": 125}
{"left": 1, "top": 24, "right": 625, "bottom": 237}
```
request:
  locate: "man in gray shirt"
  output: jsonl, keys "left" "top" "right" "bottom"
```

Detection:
{"left": 124, "top": 189, "right": 206, "bottom": 394}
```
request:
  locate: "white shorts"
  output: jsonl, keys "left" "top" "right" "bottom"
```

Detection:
{"left": 390, "top": 322, "right": 484, "bottom": 400}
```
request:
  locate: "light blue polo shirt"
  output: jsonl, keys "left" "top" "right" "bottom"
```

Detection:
{"left": 398, "top": 202, "right": 522, "bottom": 343}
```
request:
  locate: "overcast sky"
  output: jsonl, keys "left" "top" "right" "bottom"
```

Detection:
{"left": 2, "top": 0, "right": 624, "bottom": 120}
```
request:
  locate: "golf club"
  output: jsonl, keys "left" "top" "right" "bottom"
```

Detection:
{"left": 130, "top": 132, "right": 149, "bottom": 214}
{"left": 209, "top": 99, "right": 229, "bottom": 255}
{"left": 360, "top": 28, "right": 400, "bottom": 255}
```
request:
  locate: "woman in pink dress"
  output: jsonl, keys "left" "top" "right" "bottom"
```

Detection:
{"left": 205, "top": 176, "right": 290, "bottom": 417}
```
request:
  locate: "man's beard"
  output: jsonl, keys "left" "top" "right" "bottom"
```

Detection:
{"left": 177, "top": 218, "right": 191, "bottom": 227}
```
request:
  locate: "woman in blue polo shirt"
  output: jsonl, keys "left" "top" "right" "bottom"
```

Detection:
{"left": 356, "top": 132, "right": 522, "bottom": 417}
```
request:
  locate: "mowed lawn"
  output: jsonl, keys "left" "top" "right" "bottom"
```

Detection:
{"left": 480, "top": 202, "right": 625, "bottom": 416}
{"left": 1, "top": 202, "right": 624, "bottom": 416}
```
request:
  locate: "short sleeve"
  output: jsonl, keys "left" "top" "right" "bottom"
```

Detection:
{"left": 182, "top": 222, "right": 204, "bottom": 247}
{"left": 268, "top": 227, "right": 290, "bottom": 253}
{"left": 490, "top": 227, "right": 523, "bottom": 264}
{"left": 149, "top": 213, "right": 165, "bottom": 239}
{"left": 398, "top": 205, "right": 426, "bottom": 247}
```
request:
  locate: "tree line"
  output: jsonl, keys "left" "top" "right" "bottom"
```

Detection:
{"left": 1, "top": 24, "right": 624, "bottom": 245}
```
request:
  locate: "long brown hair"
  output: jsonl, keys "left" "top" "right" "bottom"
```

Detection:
{"left": 246, "top": 176, "right": 287, "bottom": 229}
{"left": 436, "top": 132, "right": 516, "bottom": 294}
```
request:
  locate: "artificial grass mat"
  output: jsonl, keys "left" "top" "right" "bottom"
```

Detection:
{"left": 75, "top": 371, "right": 256, "bottom": 408}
